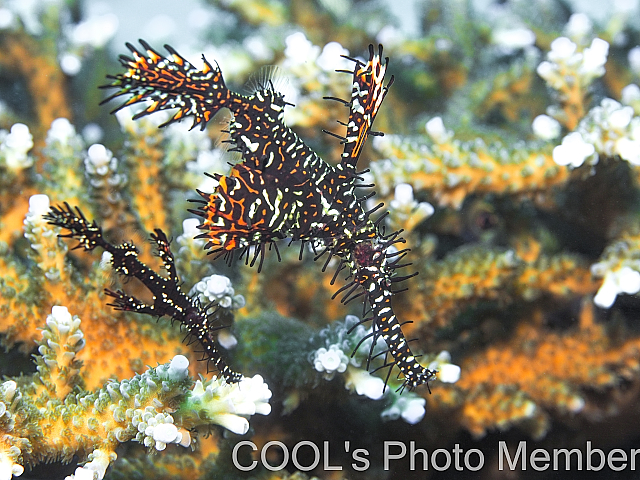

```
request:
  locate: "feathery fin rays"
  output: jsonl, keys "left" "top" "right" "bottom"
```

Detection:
{"left": 100, "top": 39, "right": 230, "bottom": 130}
{"left": 101, "top": 41, "right": 436, "bottom": 392}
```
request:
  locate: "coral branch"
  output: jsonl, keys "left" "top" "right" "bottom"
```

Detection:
{"left": 0, "top": 308, "right": 270, "bottom": 478}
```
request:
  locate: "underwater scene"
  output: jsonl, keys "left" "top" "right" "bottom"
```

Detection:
{"left": 1, "top": 0, "right": 640, "bottom": 478}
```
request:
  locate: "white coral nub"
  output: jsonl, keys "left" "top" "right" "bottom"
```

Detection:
{"left": 191, "top": 274, "right": 245, "bottom": 309}
{"left": 189, "top": 374, "right": 272, "bottom": 435}
{"left": 537, "top": 36, "right": 609, "bottom": 91}
{"left": 428, "top": 351, "right": 461, "bottom": 384}
{"left": 580, "top": 38, "right": 609, "bottom": 78}
{"left": 313, "top": 344, "right": 349, "bottom": 375}
{"left": 381, "top": 394, "right": 427, "bottom": 424}
{"left": 0, "top": 123, "right": 33, "bottom": 171}
{"left": 27, "top": 194, "right": 50, "bottom": 219}
{"left": 425, "top": 116, "right": 452, "bottom": 144}
{"left": 164, "top": 355, "right": 190, "bottom": 382}
{"left": 593, "top": 266, "right": 640, "bottom": 309}
{"left": 532, "top": 115, "right": 561, "bottom": 140}
{"left": 344, "top": 367, "right": 385, "bottom": 400}
{"left": 616, "top": 137, "right": 640, "bottom": 165}
{"left": 390, "top": 183, "right": 415, "bottom": 208}
{"left": 552, "top": 132, "right": 596, "bottom": 167}
{"left": 283, "top": 32, "right": 320, "bottom": 66}
{"left": 388, "top": 183, "right": 435, "bottom": 229}
{"left": 150, "top": 422, "right": 182, "bottom": 451}
{"left": 316, "top": 41, "right": 351, "bottom": 72}
{"left": 564, "top": 98, "right": 640, "bottom": 166}
{"left": 85, "top": 144, "right": 115, "bottom": 176}
{"left": 47, "top": 118, "right": 77, "bottom": 146}
{"left": 564, "top": 13, "right": 592, "bottom": 42}
{"left": 0, "top": 452, "right": 24, "bottom": 480}
{"left": 44, "top": 306, "right": 84, "bottom": 354}
{"left": 65, "top": 449, "right": 115, "bottom": 480}
{"left": 50, "top": 305, "right": 73, "bottom": 327}
{"left": 180, "top": 218, "right": 201, "bottom": 239}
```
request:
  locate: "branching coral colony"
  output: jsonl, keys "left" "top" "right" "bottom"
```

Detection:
{"left": 99, "top": 40, "right": 437, "bottom": 391}
{"left": 0, "top": 42, "right": 436, "bottom": 480}
{"left": 4, "top": 5, "right": 640, "bottom": 479}
{"left": 1, "top": 195, "right": 272, "bottom": 479}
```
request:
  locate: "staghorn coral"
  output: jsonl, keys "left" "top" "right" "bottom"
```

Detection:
{"left": 3, "top": 1, "right": 640, "bottom": 479}
{"left": 0, "top": 305, "right": 271, "bottom": 479}
{"left": 0, "top": 191, "right": 224, "bottom": 390}
{"left": 429, "top": 301, "right": 640, "bottom": 439}
{"left": 369, "top": 127, "right": 570, "bottom": 209}
{"left": 395, "top": 244, "right": 598, "bottom": 332}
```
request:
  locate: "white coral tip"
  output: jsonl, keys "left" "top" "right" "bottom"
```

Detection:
{"left": 51, "top": 305, "right": 72, "bottom": 324}
{"left": 630, "top": 47, "right": 640, "bottom": 74}
{"left": 552, "top": 132, "right": 595, "bottom": 167}
{"left": 48, "top": 306, "right": 75, "bottom": 335}
{"left": 48, "top": 118, "right": 76, "bottom": 144}
{"left": 438, "top": 363, "right": 461, "bottom": 383}
{"left": 218, "top": 330, "right": 238, "bottom": 349}
{"left": 317, "top": 41, "right": 351, "bottom": 71}
{"left": 177, "top": 429, "right": 191, "bottom": 447}
{"left": 428, "top": 351, "right": 461, "bottom": 384}
{"left": 580, "top": 38, "right": 609, "bottom": 78}
{"left": 594, "top": 267, "right": 640, "bottom": 309}
{"left": 66, "top": 449, "right": 114, "bottom": 480}
{"left": 393, "top": 183, "right": 414, "bottom": 205}
{"left": 616, "top": 138, "right": 640, "bottom": 166}
{"left": 621, "top": 84, "right": 640, "bottom": 105}
{"left": 284, "top": 31, "right": 320, "bottom": 64}
{"left": 313, "top": 344, "right": 348, "bottom": 374}
{"left": 205, "top": 275, "right": 231, "bottom": 296}
{"left": 86, "top": 144, "right": 111, "bottom": 168}
{"left": 28, "top": 194, "right": 50, "bottom": 216}
{"left": 216, "top": 413, "right": 250, "bottom": 435}
{"left": 0, "top": 452, "right": 23, "bottom": 480}
{"left": 152, "top": 423, "right": 181, "bottom": 450}
{"left": 532, "top": 115, "right": 561, "bottom": 140}
{"left": 60, "top": 53, "right": 82, "bottom": 76}
{"left": 240, "top": 374, "right": 272, "bottom": 406}
{"left": 5, "top": 123, "right": 33, "bottom": 155}
{"left": 425, "top": 116, "right": 450, "bottom": 143}
{"left": 548, "top": 37, "right": 577, "bottom": 61}
{"left": 381, "top": 396, "right": 426, "bottom": 424}
{"left": 67, "top": 468, "right": 95, "bottom": 480}
{"left": 594, "top": 274, "right": 618, "bottom": 308}
{"left": 167, "top": 355, "right": 190, "bottom": 381}
{"left": 345, "top": 368, "right": 385, "bottom": 400}
{"left": 536, "top": 61, "right": 554, "bottom": 80}
{"left": 400, "top": 398, "right": 427, "bottom": 424}
{"left": 618, "top": 266, "right": 640, "bottom": 294}
{"left": 564, "top": 13, "right": 592, "bottom": 40}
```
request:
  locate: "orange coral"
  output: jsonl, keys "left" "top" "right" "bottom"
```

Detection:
{"left": 429, "top": 301, "right": 640, "bottom": 438}
{"left": 123, "top": 124, "right": 169, "bottom": 237}
{"left": 397, "top": 243, "right": 597, "bottom": 333}
{"left": 399, "top": 247, "right": 518, "bottom": 331}
{"left": 373, "top": 136, "right": 570, "bottom": 208}
{"left": 0, "top": 34, "right": 71, "bottom": 146}
{"left": 0, "top": 211, "right": 210, "bottom": 391}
